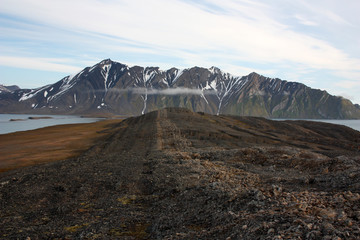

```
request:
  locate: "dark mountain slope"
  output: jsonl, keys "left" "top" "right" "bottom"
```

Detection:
{"left": 1, "top": 108, "right": 360, "bottom": 239}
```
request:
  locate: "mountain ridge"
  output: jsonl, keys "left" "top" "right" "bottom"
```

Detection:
{"left": 0, "top": 84, "right": 20, "bottom": 93}
{"left": 1, "top": 59, "right": 359, "bottom": 119}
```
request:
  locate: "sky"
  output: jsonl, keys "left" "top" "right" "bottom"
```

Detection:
{"left": 0, "top": 0, "right": 359, "bottom": 104}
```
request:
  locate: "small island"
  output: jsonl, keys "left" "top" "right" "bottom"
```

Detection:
{"left": 9, "top": 116, "right": 53, "bottom": 122}
{"left": 28, "top": 116, "right": 53, "bottom": 120}
{"left": 9, "top": 118, "right": 27, "bottom": 122}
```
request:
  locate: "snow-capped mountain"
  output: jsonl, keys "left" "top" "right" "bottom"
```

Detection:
{"left": 0, "top": 84, "right": 19, "bottom": 93}
{"left": 1, "top": 59, "right": 360, "bottom": 119}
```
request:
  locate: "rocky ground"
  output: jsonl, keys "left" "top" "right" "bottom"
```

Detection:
{"left": 0, "top": 108, "right": 360, "bottom": 239}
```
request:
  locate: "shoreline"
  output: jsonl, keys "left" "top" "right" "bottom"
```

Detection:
{"left": 10, "top": 116, "right": 54, "bottom": 121}
{"left": 2, "top": 114, "right": 359, "bottom": 135}
{"left": 0, "top": 114, "right": 111, "bottom": 135}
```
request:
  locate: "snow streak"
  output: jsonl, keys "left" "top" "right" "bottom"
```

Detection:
{"left": 141, "top": 90, "right": 148, "bottom": 115}
{"left": 48, "top": 75, "right": 77, "bottom": 102}
{"left": 138, "top": 68, "right": 157, "bottom": 115}
{"left": 19, "top": 85, "right": 50, "bottom": 101}
{"left": 215, "top": 74, "right": 248, "bottom": 115}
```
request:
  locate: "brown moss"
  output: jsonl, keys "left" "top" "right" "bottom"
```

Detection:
{"left": 0, "top": 119, "right": 122, "bottom": 172}
{"left": 117, "top": 195, "right": 136, "bottom": 205}
{"left": 64, "top": 223, "right": 89, "bottom": 233}
{"left": 110, "top": 223, "right": 149, "bottom": 239}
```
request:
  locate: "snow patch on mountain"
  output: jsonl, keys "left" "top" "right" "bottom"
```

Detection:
{"left": 0, "top": 85, "right": 10, "bottom": 93}
{"left": 141, "top": 91, "right": 147, "bottom": 115}
{"left": 19, "top": 85, "right": 50, "bottom": 101}
{"left": 215, "top": 76, "right": 248, "bottom": 115}
{"left": 209, "top": 66, "right": 221, "bottom": 75}
{"left": 172, "top": 69, "right": 184, "bottom": 85}
{"left": 101, "top": 63, "right": 112, "bottom": 92}
{"left": 89, "top": 65, "right": 97, "bottom": 72}
{"left": 143, "top": 68, "right": 157, "bottom": 83}
{"left": 139, "top": 68, "right": 159, "bottom": 114}
{"left": 48, "top": 76, "right": 78, "bottom": 102}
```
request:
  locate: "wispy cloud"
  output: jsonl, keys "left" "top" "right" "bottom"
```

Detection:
{"left": 0, "top": 0, "right": 359, "bottom": 103}
{"left": 0, "top": 56, "right": 82, "bottom": 73}
{"left": 1, "top": 0, "right": 358, "bottom": 72}
{"left": 294, "top": 14, "right": 318, "bottom": 26}
{"left": 334, "top": 80, "right": 360, "bottom": 89}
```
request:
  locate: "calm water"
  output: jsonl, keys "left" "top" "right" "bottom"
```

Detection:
{"left": 273, "top": 119, "right": 360, "bottom": 132}
{"left": 0, "top": 114, "right": 102, "bottom": 135}
{"left": 1, "top": 114, "right": 360, "bottom": 135}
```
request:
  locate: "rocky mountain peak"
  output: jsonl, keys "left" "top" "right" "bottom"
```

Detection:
{"left": 99, "top": 58, "right": 113, "bottom": 65}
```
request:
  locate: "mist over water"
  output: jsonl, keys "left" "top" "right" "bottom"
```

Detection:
{"left": 0, "top": 114, "right": 101, "bottom": 134}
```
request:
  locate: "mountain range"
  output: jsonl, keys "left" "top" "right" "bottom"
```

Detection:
{"left": 1, "top": 59, "right": 359, "bottom": 119}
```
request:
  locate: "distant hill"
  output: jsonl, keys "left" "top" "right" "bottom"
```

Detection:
{"left": 1, "top": 59, "right": 359, "bottom": 119}
{"left": 0, "top": 84, "right": 19, "bottom": 93}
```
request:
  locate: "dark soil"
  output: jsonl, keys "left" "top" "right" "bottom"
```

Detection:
{"left": 1, "top": 108, "right": 360, "bottom": 239}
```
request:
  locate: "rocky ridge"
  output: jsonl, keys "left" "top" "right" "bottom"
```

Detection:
{"left": 0, "top": 84, "right": 19, "bottom": 93}
{"left": 0, "top": 108, "right": 360, "bottom": 239}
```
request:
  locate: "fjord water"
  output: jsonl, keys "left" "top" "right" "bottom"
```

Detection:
{"left": 1, "top": 114, "right": 360, "bottom": 135}
{"left": 314, "top": 119, "right": 360, "bottom": 132}
{"left": 0, "top": 114, "right": 102, "bottom": 134}
{"left": 273, "top": 119, "right": 360, "bottom": 132}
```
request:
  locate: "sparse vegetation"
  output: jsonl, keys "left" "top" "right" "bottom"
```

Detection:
{"left": 0, "top": 108, "right": 359, "bottom": 239}
{"left": 0, "top": 119, "right": 122, "bottom": 172}
{"left": 117, "top": 195, "right": 136, "bottom": 205}
{"left": 64, "top": 223, "right": 89, "bottom": 233}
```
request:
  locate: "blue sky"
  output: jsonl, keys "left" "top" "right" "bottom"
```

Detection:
{"left": 0, "top": 0, "right": 359, "bottom": 103}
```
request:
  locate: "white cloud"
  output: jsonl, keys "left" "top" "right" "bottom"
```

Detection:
{"left": 294, "top": 14, "right": 318, "bottom": 26}
{"left": 323, "top": 9, "right": 350, "bottom": 25}
{"left": 333, "top": 70, "right": 360, "bottom": 82}
{"left": 334, "top": 80, "right": 360, "bottom": 89}
{"left": 1, "top": 0, "right": 359, "bottom": 74}
{"left": 0, "top": 0, "right": 360, "bottom": 104}
{"left": 0, "top": 56, "right": 82, "bottom": 73}
{"left": 289, "top": 0, "right": 352, "bottom": 25}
